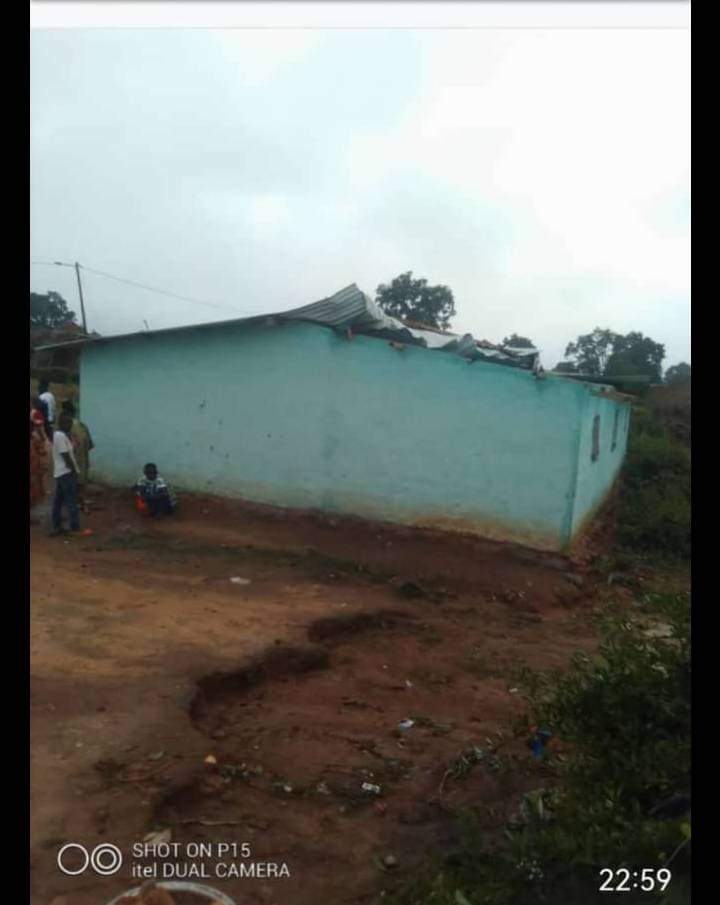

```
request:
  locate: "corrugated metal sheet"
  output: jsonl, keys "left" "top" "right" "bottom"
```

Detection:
{"left": 34, "top": 283, "right": 541, "bottom": 371}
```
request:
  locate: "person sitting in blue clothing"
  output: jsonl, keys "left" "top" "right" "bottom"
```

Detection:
{"left": 133, "top": 463, "right": 178, "bottom": 516}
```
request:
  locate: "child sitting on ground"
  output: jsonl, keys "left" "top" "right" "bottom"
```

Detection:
{"left": 133, "top": 463, "right": 178, "bottom": 516}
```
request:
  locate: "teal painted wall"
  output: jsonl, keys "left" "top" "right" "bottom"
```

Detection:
{"left": 80, "top": 321, "right": 628, "bottom": 550}
{"left": 570, "top": 391, "right": 631, "bottom": 538}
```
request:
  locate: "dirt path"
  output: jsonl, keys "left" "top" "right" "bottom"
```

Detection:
{"left": 31, "top": 487, "right": 600, "bottom": 905}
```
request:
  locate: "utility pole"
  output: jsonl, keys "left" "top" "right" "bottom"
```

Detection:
{"left": 74, "top": 262, "right": 88, "bottom": 335}
{"left": 54, "top": 260, "right": 88, "bottom": 334}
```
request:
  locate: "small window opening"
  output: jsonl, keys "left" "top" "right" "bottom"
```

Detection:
{"left": 611, "top": 409, "right": 620, "bottom": 451}
{"left": 591, "top": 415, "right": 601, "bottom": 462}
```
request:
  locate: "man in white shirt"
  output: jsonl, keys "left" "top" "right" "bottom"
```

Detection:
{"left": 38, "top": 379, "right": 56, "bottom": 437}
{"left": 51, "top": 413, "right": 81, "bottom": 535}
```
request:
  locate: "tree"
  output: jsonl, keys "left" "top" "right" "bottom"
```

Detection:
{"left": 665, "top": 362, "right": 691, "bottom": 386}
{"left": 605, "top": 332, "right": 665, "bottom": 382}
{"left": 553, "top": 361, "right": 579, "bottom": 373}
{"left": 564, "top": 328, "right": 616, "bottom": 376}
{"left": 501, "top": 333, "right": 536, "bottom": 349}
{"left": 564, "top": 328, "right": 665, "bottom": 381}
{"left": 376, "top": 271, "right": 456, "bottom": 330}
{"left": 30, "top": 291, "right": 77, "bottom": 329}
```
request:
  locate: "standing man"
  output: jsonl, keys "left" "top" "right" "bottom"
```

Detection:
{"left": 37, "top": 379, "right": 56, "bottom": 438}
{"left": 60, "top": 400, "right": 94, "bottom": 513}
{"left": 50, "top": 412, "right": 81, "bottom": 535}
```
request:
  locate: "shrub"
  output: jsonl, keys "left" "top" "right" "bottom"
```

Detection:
{"left": 524, "top": 592, "right": 690, "bottom": 811}
{"left": 510, "top": 593, "right": 691, "bottom": 896}
{"left": 387, "top": 593, "right": 691, "bottom": 905}
{"left": 617, "top": 405, "right": 690, "bottom": 559}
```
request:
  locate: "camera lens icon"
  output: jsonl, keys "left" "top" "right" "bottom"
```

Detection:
{"left": 57, "top": 843, "right": 123, "bottom": 876}
{"left": 92, "top": 844, "right": 123, "bottom": 876}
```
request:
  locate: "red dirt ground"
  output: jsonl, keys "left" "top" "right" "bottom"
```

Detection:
{"left": 31, "top": 487, "right": 604, "bottom": 905}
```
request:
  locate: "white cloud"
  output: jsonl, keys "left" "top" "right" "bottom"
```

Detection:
{"left": 31, "top": 28, "right": 690, "bottom": 367}
{"left": 210, "top": 30, "right": 326, "bottom": 86}
{"left": 340, "top": 30, "right": 689, "bottom": 364}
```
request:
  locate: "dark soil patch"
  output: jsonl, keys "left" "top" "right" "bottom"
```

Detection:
{"left": 190, "top": 644, "right": 330, "bottom": 728}
{"left": 307, "top": 610, "right": 415, "bottom": 643}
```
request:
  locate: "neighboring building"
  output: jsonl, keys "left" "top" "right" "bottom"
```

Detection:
{"left": 31, "top": 323, "right": 92, "bottom": 383}
{"left": 36, "top": 285, "right": 631, "bottom": 551}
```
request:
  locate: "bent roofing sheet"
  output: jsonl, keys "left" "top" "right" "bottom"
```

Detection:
{"left": 34, "top": 283, "right": 541, "bottom": 371}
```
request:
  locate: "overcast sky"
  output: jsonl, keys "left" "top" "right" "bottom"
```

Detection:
{"left": 30, "top": 28, "right": 690, "bottom": 369}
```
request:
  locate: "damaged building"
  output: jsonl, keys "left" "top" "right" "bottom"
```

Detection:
{"left": 36, "top": 284, "right": 631, "bottom": 551}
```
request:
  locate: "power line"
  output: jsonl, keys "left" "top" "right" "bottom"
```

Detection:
{"left": 31, "top": 260, "right": 257, "bottom": 316}
{"left": 81, "top": 265, "right": 251, "bottom": 314}
{"left": 32, "top": 260, "right": 88, "bottom": 332}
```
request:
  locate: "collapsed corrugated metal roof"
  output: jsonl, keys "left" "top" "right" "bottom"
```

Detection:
{"left": 34, "top": 283, "right": 542, "bottom": 372}
{"left": 281, "top": 285, "right": 541, "bottom": 371}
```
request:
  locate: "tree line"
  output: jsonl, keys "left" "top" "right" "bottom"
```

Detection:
{"left": 30, "top": 291, "right": 77, "bottom": 330}
{"left": 375, "top": 272, "right": 690, "bottom": 385}
{"left": 30, "top": 281, "right": 690, "bottom": 386}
